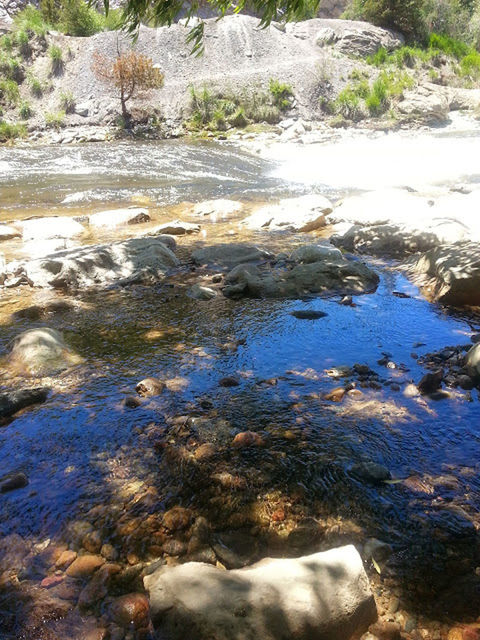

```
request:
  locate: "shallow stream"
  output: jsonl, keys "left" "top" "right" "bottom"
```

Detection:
{"left": 1, "top": 122, "right": 480, "bottom": 638}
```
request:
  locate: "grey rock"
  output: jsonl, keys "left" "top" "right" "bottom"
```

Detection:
{"left": 0, "top": 224, "right": 21, "bottom": 241}
{"left": 150, "top": 220, "right": 200, "bottom": 235}
{"left": 291, "top": 310, "right": 328, "bottom": 319}
{"left": 397, "top": 85, "right": 449, "bottom": 123}
{"left": 466, "top": 343, "right": 480, "bottom": 379}
{"left": 223, "top": 255, "right": 379, "bottom": 299}
{"left": 144, "top": 545, "right": 377, "bottom": 640}
{"left": 352, "top": 461, "right": 391, "bottom": 484}
{"left": 192, "top": 243, "right": 272, "bottom": 268}
{"left": 316, "top": 19, "right": 403, "bottom": 56}
{"left": 89, "top": 207, "right": 150, "bottom": 228}
{"left": 6, "top": 328, "right": 83, "bottom": 377}
{"left": 189, "top": 283, "right": 217, "bottom": 300}
{"left": 3, "top": 237, "right": 179, "bottom": 290}
{"left": 242, "top": 195, "right": 332, "bottom": 232}
{"left": 413, "top": 242, "right": 480, "bottom": 306}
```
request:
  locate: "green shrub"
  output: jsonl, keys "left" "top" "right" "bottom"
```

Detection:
{"left": 428, "top": 32, "right": 470, "bottom": 58}
{"left": 367, "top": 47, "right": 389, "bottom": 66}
{"left": 0, "top": 53, "right": 23, "bottom": 82}
{"left": 103, "top": 8, "right": 123, "bottom": 30}
{"left": 58, "top": 0, "right": 104, "bottom": 36}
{"left": 0, "top": 35, "right": 13, "bottom": 53}
{"left": 189, "top": 86, "right": 214, "bottom": 125}
{"left": 269, "top": 78, "right": 293, "bottom": 110}
{"left": 19, "top": 101, "right": 33, "bottom": 119}
{"left": 14, "top": 30, "right": 31, "bottom": 58}
{"left": 13, "top": 5, "right": 50, "bottom": 37}
{"left": 334, "top": 86, "right": 363, "bottom": 120}
{"left": 344, "top": 0, "right": 427, "bottom": 42}
{"left": 45, "top": 110, "right": 66, "bottom": 129}
{"left": 48, "top": 44, "right": 64, "bottom": 75}
{"left": 0, "top": 121, "right": 27, "bottom": 142}
{"left": 229, "top": 106, "right": 248, "bottom": 127}
{"left": 459, "top": 51, "right": 480, "bottom": 79}
{"left": 28, "top": 74, "right": 44, "bottom": 98}
{"left": 422, "top": 0, "right": 471, "bottom": 43}
{"left": 0, "top": 79, "right": 20, "bottom": 106}
{"left": 59, "top": 90, "right": 75, "bottom": 113}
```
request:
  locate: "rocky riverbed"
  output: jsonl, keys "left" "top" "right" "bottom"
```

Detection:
{"left": 1, "top": 124, "right": 480, "bottom": 640}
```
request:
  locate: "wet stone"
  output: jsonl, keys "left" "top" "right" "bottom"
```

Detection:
{"left": 351, "top": 462, "right": 391, "bottom": 485}
{"left": 219, "top": 376, "right": 240, "bottom": 387}
{"left": 55, "top": 549, "right": 77, "bottom": 569}
{"left": 232, "top": 431, "right": 264, "bottom": 448}
{"left": 418, "top": 369, "right": 444, "bottom": 395}
{"left": 0, "top": 472, "right": 28, "bottom": 493}
{"left": 109, "top": 593, "right": 150, "bottom": 630}
{"left": 135, "top": 378, "right": 165, "bottom": 397}
{"left": 66, "top": 554, "right": 105, "bottom": 579}
{"left": 162, "top": 506, "right": 192, "bottom": 532}
{"left": 291, "top": 310, "right": 328, "bottom": 319}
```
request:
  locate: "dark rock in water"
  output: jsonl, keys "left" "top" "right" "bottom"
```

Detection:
{"left": 123, "top": 396, "right": 142, "bottom": 408}
{"left": 458, "top": 375, "right": 475, "bottom": 390}
{"left": 219, "top": 376, "right": 240, "bottom": 387}
{"left": 352, "top": 462, "right": 391, "bottom": 484}
{"left": 0, "top": 387, "right": 49, "bottom": 419}
{"left": 288, "top": 519, "right": 325, "bottom": 549}
{"left": 0, "top": 472, "right": 29, "bottom": 493}
{"left": 418, "top": 369, "right": 444, "bottom": 395}
{"left": 212, "top": 530, "right": 260, "bottom": 568}
{"left": 291, "top": 310, "right": 328, "bottom": 319}
{"left": 340, "top": 295, "right": 354, "bottom": 306}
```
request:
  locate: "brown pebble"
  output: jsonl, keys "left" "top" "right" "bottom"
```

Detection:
{"left": 163, "top": 506, "right": 192, "bottom": 531}
{"left": 347, "top": 389, "right": 363, "bottom": 400}
{"left": 109, "top": 593, "right": 150, "bottom": 629}
{"left": 83, "top": 531, "right": 102, "bottom": 554}
{"left": 66, "top": 554, "right": 105, "bottom": 579}
{"left": 40, "top": 574, "right": 64, "bottom": 589}
{"left": 325, "top": 387, "right": 345, "bottom": 402}
{"left": 194, "top": 443, "right": 216, "bottom": 460}
{"left": 232, "top": 431, "right": 263, "bottom": 448}
{"left": 55, "top": 549, "right": 77, "bottom": 570}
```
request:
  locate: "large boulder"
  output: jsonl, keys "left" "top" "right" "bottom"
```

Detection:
{"left": 2, "top": 237, "right": 179, "bottom": 290}
{"left": 242, "top": 195, "right": 333, "bottom": 232}
{"left": 315, "top": 19, "right": 403, "bottom": 56}
{"left": 19, "top": 217, "right": 86, "bottom": 241}
{"left": 329, "top": 189, "right": 473, "bottom": 258}
{"left": 466, "top": 343, "right": 480, "bottom": 379}
{"left": 6, "top": 328, "right": 83, "bottom": 377}
{"left": 412, "top": 242, "right": 480, "bottom": 306}
{"left": 223, "top": 248, "right": 378, "bottom": 298}
{"left": 144, "top": 546, "right": 377, "bottom": 640}
{"left": 88, "top": 207, "right": 150, "bottom": 228}
{"left": 397, "top": 85, "right": 450, "bottom": 124}
{"left": 192, "top": 243, "right": 272, "bottom": 268}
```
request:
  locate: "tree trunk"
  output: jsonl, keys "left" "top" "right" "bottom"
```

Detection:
{"left": 120, "top": 91, "right": 131, "bottom": 130}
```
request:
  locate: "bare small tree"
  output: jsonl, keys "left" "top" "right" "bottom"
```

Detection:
{"left": 92, "top": 47, "right": 164, "bottom": 127}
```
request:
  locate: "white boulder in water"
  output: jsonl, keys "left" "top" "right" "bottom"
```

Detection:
{"left": 7, "top": 328, "right": 84, "bottom": 377}
{"left": 0, "top": 224, "right": 21, "bottom": 242}
{"left": 88, "top": 207, "right": 150, "bottom": 228}
{"left": 19, "top": 217, "right": 86, "bottom": 241}
{"left": 144, "top": 545, "right": 377, "bottom": 640}
{"left": 192, "top": 199, "right": 244, "bottom": 220}
{"left": 242, "top": 195, "right": 333, "bottom": 232}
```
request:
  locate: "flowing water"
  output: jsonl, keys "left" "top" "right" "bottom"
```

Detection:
{"left": 1, "top": 122, "right": 480, "bottom": 638}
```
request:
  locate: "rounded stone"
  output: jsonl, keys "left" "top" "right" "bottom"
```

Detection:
{"left": 109, "top": 593, "right": 150, "bottom": 629}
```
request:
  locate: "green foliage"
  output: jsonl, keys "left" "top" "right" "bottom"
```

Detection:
{"left": 59, "top": 90, "right": 75, "bottom": 113}
{"left": 187, "top": 80, "right": 293, "bottom": 132}
{"left": 0, "top": 53, "right": 23, "bottom": 82}
{"left": 344, "top": 0, "right": 427, "bottom": 42}
{"left": 13, "top": 5, "right": 50, "bottom": 37}
{"left": 19, "top": 100, "right": 33, "bottom": 119}
{"left": 0, "top": 121, "right": 27, "bottom": 142}
{"left": 48, "top": 44, "right": 64, "bottom": 75}
{"left": 335, "top": 70, "right": 414, "bottom": 120}
{"left": 14, "top": 30, "right": 31, "bottom": 58}
{"left": 428, "top": 32, "right": 470, "bottom": 58}
{"left": 58, "top": 0, "right": 105, "bottom": 36}
{"left": 0, "top": 36, "right": 13, "bottom": 53}
{"left": 459, "top": 51, "right": 480, "bottom": 79}
{"left": 334, "top": 86, "right": 363, "bottom": 120}
{"left": 28, "top": 74, "right": 44, "bottom": 98}
{"left": 0, "top": 79, "right": 20, "bottom": 106}
{"left": 269, "top": 78, "right": 293, "bottom": 110}
{"left": 45, "top": 110, "right": 66, "bottom": 128}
